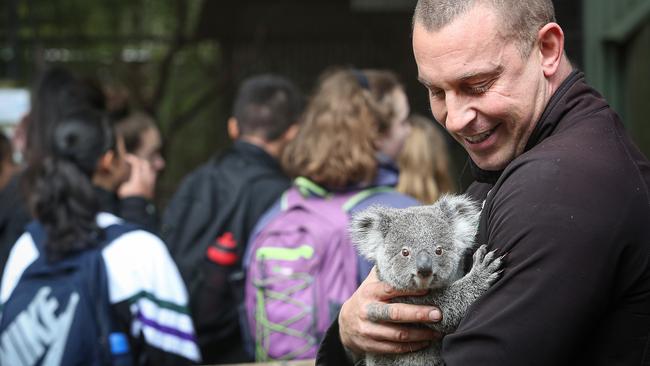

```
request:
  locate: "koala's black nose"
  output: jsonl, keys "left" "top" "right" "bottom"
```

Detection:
{"left": 416, "top": 251, "right": 433, "bottom": 278}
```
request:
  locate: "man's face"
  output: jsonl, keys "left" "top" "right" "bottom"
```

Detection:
{"left": 413, "top": 4, "right": 549, "bottom": 170}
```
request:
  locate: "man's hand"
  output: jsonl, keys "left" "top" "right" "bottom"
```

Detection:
{"left": 118, "top": 154, "right": 157, "bottom": 199}
{"left": 339, "top": 268, "right": 442, "bottom": 355}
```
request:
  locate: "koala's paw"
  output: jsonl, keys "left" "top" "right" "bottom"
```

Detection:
{"left": 469, "top": 245, "right": 504, "bottom": 287}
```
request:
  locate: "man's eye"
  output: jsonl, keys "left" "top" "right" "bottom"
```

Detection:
{"left": 466, "top": 79, "right": 495, "bottom": 95}
{"left": 429, "top": 88, "right": 445, "bottom": 100}
{"left": 468, "top": 85, "right": 489, "bottom": 94}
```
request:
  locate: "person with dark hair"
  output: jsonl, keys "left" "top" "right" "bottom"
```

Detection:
{"left": 25, "top": 67, "right": 106, "bottom": 165}
{"left": 162, "top": 74, "right": 304, "bottom": 364}
{"left": 13, "top": 67, "right": 157, "bottom": 237}
{"left": 0, "top": 108, "right": 200, "bottom": 365}
{"left": 318, "top": 0, "right": 650, "bottom": 365}
{"left": 114, "top": 111, "right": 166, "bottom": 232}
{"left": 0, "top": 67, "right": 104, "bottom": 281}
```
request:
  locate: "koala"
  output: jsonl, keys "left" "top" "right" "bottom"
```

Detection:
{"left": 350, "top": 194, "right": 503, "bottom": 366}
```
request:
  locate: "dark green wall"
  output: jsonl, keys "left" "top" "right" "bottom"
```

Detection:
{"left": 625, "top": 23, "right": 650, "bottom": 159}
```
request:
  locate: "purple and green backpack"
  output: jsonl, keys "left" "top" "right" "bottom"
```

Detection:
{"left": 244, "top": 177, "right": 391, "bottom": 361}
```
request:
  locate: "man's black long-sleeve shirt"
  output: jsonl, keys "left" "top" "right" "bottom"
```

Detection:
{"left": 317, "top": 72, "right": 650, "bottom": 365}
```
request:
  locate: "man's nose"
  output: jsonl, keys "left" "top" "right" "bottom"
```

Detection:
{"left": 444, "top": 93, "right": 475, "bottom": 132}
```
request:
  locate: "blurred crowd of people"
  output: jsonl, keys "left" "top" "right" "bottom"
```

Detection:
{"left": 0, "top": 64, "right": 455, "bottom": 365}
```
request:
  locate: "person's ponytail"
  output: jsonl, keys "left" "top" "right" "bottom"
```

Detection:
{"left": 29, "top": 156, "right": 101, "bottom": 260}
{"left": 25, "top": 107, "right": 114, "bottom": 260}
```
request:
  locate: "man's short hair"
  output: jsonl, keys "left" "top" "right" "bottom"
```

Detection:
{"left": 413, "top": 0, "right": 556, "bottom": 56}
{"left": 232, "top": 74, "right": 304, "bottom": 142}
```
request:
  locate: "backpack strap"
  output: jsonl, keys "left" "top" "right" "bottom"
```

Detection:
{"left": 281, "top": 178, "right": 358, "bottom": 222}
{"left": 25, "top": 221, "right": 46, "bottom": 251}
{"left": 103, "top": 222, "right": 141, "bottom": 242}
{"left": 95, "top": 222, "right": 140, "bottom": 366}
{"left": 342, "top": 186, "right": 394, "bottom": 213}
{"left": 282, "top": 177, "right": 395, "bottom": 215}
{"left": 294, "top": 177, "right": 329, "bottom": 198}
{"left": 25, "top": 221, "right": 141, "bottom": 256}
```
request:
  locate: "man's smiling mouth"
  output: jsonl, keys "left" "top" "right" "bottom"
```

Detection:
{"left": 463, "top": 126, "right": 497, "bottom": 144}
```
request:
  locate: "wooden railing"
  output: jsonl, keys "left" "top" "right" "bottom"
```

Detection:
{"left": 208, "top": 360, "right": 315, "bottom": 366}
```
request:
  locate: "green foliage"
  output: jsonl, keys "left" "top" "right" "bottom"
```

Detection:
{"left": 2, "top": 0, "right": 230, "bottom": 205}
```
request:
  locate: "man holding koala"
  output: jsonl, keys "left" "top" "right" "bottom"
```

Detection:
{"left": 317, "top": 0, "right": 650, "bottom": 365}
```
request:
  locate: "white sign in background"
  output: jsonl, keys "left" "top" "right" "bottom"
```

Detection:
{"left": 0, "top": 88, "right": 30, "bottom": 126}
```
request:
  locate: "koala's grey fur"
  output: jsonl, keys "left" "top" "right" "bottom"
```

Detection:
{"left": 351, "top": 194, "right": 503, "bottom": 366}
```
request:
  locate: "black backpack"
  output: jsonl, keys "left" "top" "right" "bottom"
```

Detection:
{"left": 0, "top": 221, "right": 137, "bottom": 366}
{"left": 162, "top": 151, "right": 289, "bottom": 362}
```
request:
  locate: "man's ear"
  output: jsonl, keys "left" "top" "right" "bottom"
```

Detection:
{"left": 350, "top": 206, "right": 391, "bottom": 261}
{"left": 537, "top": 22, "right": 565, "bottom": 78}
{"left": 227, "top": 117, "right": 240, "bottom": 140}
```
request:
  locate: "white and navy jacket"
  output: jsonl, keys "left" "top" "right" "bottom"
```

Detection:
{"left": 0, "top": 212, "right": 201, "bottom": 365}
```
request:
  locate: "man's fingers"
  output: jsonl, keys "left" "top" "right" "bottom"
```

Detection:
{"left": 378, "top": 283, "right": 431, "bottom": 299}
{"left": 340, "top": 269, "right": 443, "bottom": 355}
{"left": 356, "top": 339, "right": 432, "bottom": 355}
{"left": 366, "top": 302, "right": 390, "bottom": 322}
{"left": 358, "top": 321, "right": 440, "bottom": 343}
{"left": 364, "top": 302, "right": 441, "bottom": 323}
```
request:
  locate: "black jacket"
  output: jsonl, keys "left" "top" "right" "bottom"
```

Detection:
{"left": 162, "top": 140, "right": 290, "bottom": 364}
{"left": 94, "top": 187, "right": 158, "bottom": 233}
{"left": 120, "top": 196, "right": 158, "bottom": 233}
{"left": 317, "top": 71, "right": 650, "bottom": 365}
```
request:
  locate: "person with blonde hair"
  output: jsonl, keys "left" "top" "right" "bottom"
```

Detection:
{"left": 242, "top": 67, "right": 418, "bottom": 361}
{"left": 281, "top": 69, "right": 380, "bottom": 189}
{"left": 281, "top": 68, "right": 416, "bottom": 195}
{"left": 397, "top": 114, "right": 456, "bottom": 204}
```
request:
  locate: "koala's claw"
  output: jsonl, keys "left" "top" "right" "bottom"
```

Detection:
{"left": 470, "top": 245, "right": 504, "bottom": 285}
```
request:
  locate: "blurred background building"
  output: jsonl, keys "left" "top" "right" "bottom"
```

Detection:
{"left": 1, "top": 0, "right": 648, "bottom": 201}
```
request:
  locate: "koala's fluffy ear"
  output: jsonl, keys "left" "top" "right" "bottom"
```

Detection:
{"left": 349, "top": 206, "right": 391, "bottom": 261}
{"left": 437, "top": 194, "right": 481, "bottom": 252}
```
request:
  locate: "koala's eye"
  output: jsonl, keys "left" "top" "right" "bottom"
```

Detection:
{"left": 401, "top": 248, "right": 410, "bottom": 257}
{"left": 435, "top": 246, "right": 444, "bottom": 256}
